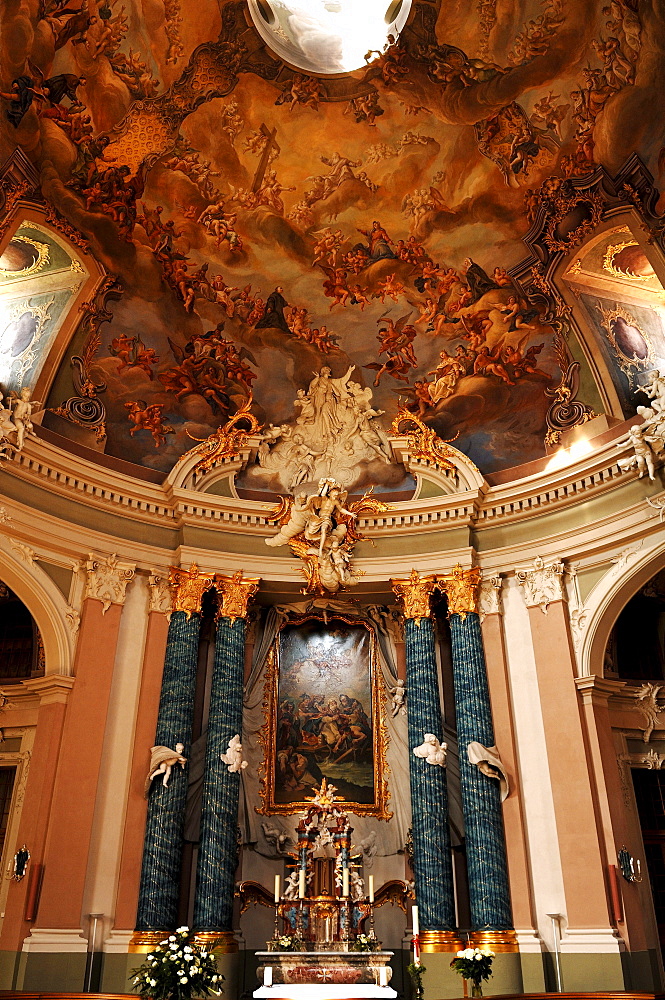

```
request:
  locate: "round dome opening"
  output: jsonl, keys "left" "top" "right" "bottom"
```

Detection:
{"left": 247, "top": 0, "right": 412, "bottom": 75}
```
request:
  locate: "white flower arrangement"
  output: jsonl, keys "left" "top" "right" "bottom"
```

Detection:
{"left": 131, "top": 926, "right": 224, "bottom": 1000}
{"left": 450, "top": 946, "right": 494, "bottom": 992}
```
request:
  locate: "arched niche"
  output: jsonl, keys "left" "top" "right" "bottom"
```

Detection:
{"left": 578, "top": 540, "right": 665, "bottom": 679}
{"left": 0, "top": 203, "right": 106, "bottom": 405}
{"left": 0, "top": 545, "right": 74, "bottom": 678}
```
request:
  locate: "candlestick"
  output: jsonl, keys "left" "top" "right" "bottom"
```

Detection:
{"left": 368, "top": 874, "right": 374, "bottom": 903}
{"left": 298, "top": 869, "right": 306, "bottom": 898}
{"left": 342, "top": 868, "right": 349, "bottom": 897}
{"left": 411, "top": 904, "right": 419, "bottom": 936}
{"left": 274, "top": 874, "right": 281, "bottom": 903}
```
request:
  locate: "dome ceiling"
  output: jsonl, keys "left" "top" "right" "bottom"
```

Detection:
{"left": 0, "top": 0, "right": 661, "bottom": 484}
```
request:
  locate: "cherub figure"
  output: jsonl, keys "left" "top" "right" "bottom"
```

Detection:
{"left": 390, "top": 678, "right": 407, "bottom": 717}
{"left": 10, "top": 388, "right": 41, "bottom": 450}
{"left": 144, "top": 742, "right": 187, "bottom": 794}
{"left": 220, "top": 734, "right": 248, "bottom": 773}
{"left": 413, "top": 732, "right": 447, "bottom": 766}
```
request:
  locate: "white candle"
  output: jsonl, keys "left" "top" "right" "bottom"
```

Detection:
{"left": 298, "top": 869, "right": 306, "bottom": 897}
{"left": 264, "top": 966, "right": 273, "bottom": 986}
{"left": 379, "top": 967, "right": 388, "bottom": 987}
{"left": 274, "top": 874, "right": 281, "bottom": 903}
{"left": 412, "top": 904, "right": 419, "bottom": 936}
{"left": 368, "top": 874, "right": 374, "bottom": 903}
{"left": 342, "top": 868, "right": 349, "bottom": 897}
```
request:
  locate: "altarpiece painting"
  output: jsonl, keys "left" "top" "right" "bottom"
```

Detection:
{"left": 258, "top": 616, "right": 390, "bottom": 819}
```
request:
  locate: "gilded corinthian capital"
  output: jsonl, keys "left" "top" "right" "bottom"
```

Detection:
{"left": 439, "top": 565, "right": 482, "bottom": 621}
{"left": 169, "top": 563, "right": 215, "bottom": 618}
{"left": 390, "top": 569, "right": 438, "bottom": 623}
{"left": 215, "top": 570, "right": 260, "bottom": 624}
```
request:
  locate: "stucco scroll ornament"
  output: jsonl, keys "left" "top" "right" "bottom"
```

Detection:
{"left": 144, "top": 742, "right": 187, "bottom": 795}
{"left": 220, "top": 734, "right": 248, "bottom": 774}
{"left": 148, "top": 572, "right": 173, "bottom": 617}
{"left": 390, "top": 678, "right": 407, "bottom": 717}
{"left": 185, "top": 394, "right": 262, "bottom": 474}
{"left": 266, "top": 478, "right": 388, "bottom": 595}
{"left": 635, "top": 682, "right": 665, "bottom": 742}
{"left": 413, "top": 733, "right": 447, "bottom": 767}
{"left": 81, "top": 552, "right": 136, "bottom": 613}
{"left": 478, "top": 575, "right": 502, "bottom": 621}
{"left": 516, "top": 555, "right": 565, "bottom": 613}
{"left": 467, "top": 742, "right": 510, "bottom": 801}
{"left": 390, "top": 405, "right": 460, "bottom": 477}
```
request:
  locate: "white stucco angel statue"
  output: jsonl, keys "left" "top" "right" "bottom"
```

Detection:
{"left": 145, "top": 742, "right": 187, "bottom": 795}
{"left": 413, "top": 733, "right": 447, "bottom": 767}
{"left": 220, "top": 733, "right": 248, "bottom": 773}
{"left": 390, "top": 678, "right": 407, "bottom": 717}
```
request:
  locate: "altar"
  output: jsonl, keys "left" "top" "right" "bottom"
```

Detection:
{"left": 253, "top": 781, "right": 398, "bottom": 1000}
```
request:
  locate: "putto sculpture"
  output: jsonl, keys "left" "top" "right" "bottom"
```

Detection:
{"left": 265, "top": 476, "right": 388, "bottom": 594}
{"left": 412, "top": 733, "right": 447, "bottom": 767}
{"left": 619, "top": 369, "right": 665, "bottom": 480}
{"left": 0, "top": 387, "right": 41, "bottom": 458}
{"left": 144, "top": 742, "right": 187, "bottom": 794}
{"left": 220, "top": 733, "right": 248, "bottom": 773}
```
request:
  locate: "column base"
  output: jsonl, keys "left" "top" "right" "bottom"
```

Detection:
{"left": 129, "top": 931, "right": 170, "bottom": 953}
{"left": 468, "top": 929, "right": 518, "bottom": 953}
{"left": 194, "top": 931, "right": 238, "bottom": 953}
{"left": 419, "top": 931, "right": 465, "bottom": 953}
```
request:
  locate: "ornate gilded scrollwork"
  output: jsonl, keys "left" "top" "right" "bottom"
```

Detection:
{"left": 185, "top": 394, "right": 262, "bottom": 474}
{"left": 390, "top": 405, "right": 459, "bottom": 474}
{"left": 390, "top": 569, "right": 438, "bottom": 623}
{"left": 214, "top": 569, "right": 260, "bottom": 624}
{"left": 544, "top": 331, "right": 596, "bottom": 447}
{"left": 169, "top": 563, "right": 215, "bottom": 618}
{"left": 438, "top": 565, "right": 482, "bottom": 621}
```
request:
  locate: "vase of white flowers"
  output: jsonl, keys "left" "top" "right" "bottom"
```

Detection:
{"left": 350, "top": 933, "right": 379, "bottom": 952}
{"left": 131, "top": 926, "right": 224, "bottom": 1000}
{"left": 449, "top": 946, "right": 494, "bottom": 997}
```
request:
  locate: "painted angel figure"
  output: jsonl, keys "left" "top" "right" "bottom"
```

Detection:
{"left": 413, "top": 732, "right": 447, "bottom": 767}
{"left": 390, "top": 678, "right": 407, "bottom": 717}
{"left": 220, "top": 733, "right": 248, "bottom": 773}
{"left": 145, "top": 742, "right": 187, "bottom": 794}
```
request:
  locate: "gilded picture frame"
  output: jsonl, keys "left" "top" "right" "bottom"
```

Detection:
{"left": 256, "top": 614, "right": 391, "bottom": 819}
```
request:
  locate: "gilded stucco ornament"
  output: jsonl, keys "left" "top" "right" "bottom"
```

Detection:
{"left": 439, "top": 564, "right": 482, "bottom": 620}
{"left": 390, "top": 569, "right": 438, "bottom": 623}
{"left": 266, "top": 478, "right": 388, "bottom": 595}
{"left": 390, "top": 405, "right": 459, "bottom": 475}
{"left": 169, "top": 563, "right": 214, "bottom": 618}
{"left": 214, "top": 569, "right": 260, "bottom": 623}
{"left": 516, "top": 555, "right": 565, "bottom": 613}
{"left": 185, "top": 394, "right": 262, "bottom": 475}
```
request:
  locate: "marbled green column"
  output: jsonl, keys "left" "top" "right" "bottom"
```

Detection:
{"left": 445, "top": 569, "right": 513, "bottom": 932}
{"left": 405, "top": 616, "right": 456, "bottom": 931}
{"left": 393, "top": 572, "right": 456, "bottom": 936}
{"left": 135, "top": 608, "right": 203, "bottom": 931}
{"left": 193, "top": 573, "right": 259, "bottom": 933}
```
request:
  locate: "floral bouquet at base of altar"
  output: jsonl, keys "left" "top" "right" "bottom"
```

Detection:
{"left": 130, "top": 926, "right": 224, "bottom": 1000}
{"left": 350, "top": 933, "right": 380, "bottom": 952}
{"left": 450, "top": 947, "right": 495, "bottom": 997}
{"left": 269, "top": 933, "right": 303, "bottom": 952}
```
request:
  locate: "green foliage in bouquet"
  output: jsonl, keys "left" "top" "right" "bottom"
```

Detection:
{"left": 350, "top": 933, "right": 380, "bottom": 952}
{"left": 269, "top": 933, "right": 303, "bottom": 952}
{"left": 407, "top": 960, "right": 426, "bottom": 1000}
{"left": 131, "top": 926, "right": 224, "bottom": 1000}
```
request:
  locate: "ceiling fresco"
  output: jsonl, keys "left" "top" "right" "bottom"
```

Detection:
{"left": 0, "top": 0, "right": 662, "bottom": 484}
